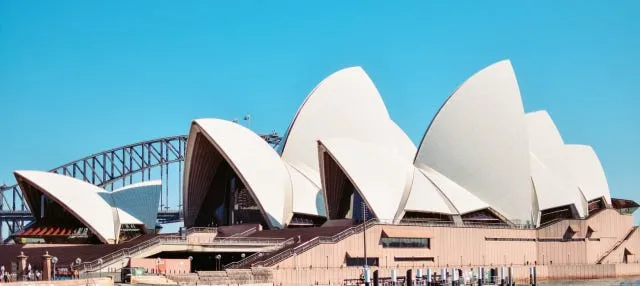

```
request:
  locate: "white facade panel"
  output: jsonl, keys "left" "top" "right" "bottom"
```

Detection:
{"left": 415, "top": 60, "right": 534, "bottom": 224}
{"left": 112, "top": 180, "right": 162, "bottom": 231}
{"left": 115, "top": 208, "right": 143, "bottom": 225}
{"left": 530, "top": 154, "right": 581, "bottom": 212}
{"left": 280, "top": 67, "right": 416, "bottom": 192}
{"left": 286, "top": 163, "right": 325, "bottom": 217}
{"left": 401, "top": 168, "right": 457, "bottom": 216}
{"left": 191, "top": 118, "right": 293, "bottom": 228}
{"left": 14, "top": 170, "right": 117, "bottom": 244}
{"left": 525, "top": 111, "right": 565, "bottom": 155}
{"left": 418, "top": 166, "right": 490, "bottom": 215}
{"left": 525, "top": 111, "right": 587, "bottom": 217}
{"left": 564, "top": 144, "right": 612, "bottom": 204}
{"left": 319, "top": 138, "right": 414, "bottom": 223}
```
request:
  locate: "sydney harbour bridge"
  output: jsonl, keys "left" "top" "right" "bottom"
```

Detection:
{"left": 0, "top": 132, "right": 282, "bottom": 242}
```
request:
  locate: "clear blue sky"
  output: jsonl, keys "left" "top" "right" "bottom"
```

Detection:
{"left": 1, "top": 1, "right": 638, "bottom": 223}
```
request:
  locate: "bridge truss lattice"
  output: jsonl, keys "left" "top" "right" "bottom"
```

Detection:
{"left": 0, "top": 133, "right": 282, "bottom": 242}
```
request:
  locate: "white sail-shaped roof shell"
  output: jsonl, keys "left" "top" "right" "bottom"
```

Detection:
{"left": 115, "top": 209, "right": 143, "bottom": 226}
{"left": 111, "top": 181, "right": 162, "bottom": 231}
{"left": 400, "top": 168, "right": 457, "bottom": 217}
{"left": 280, "top": 67, "right": 416, "bottom": 206}
{"left": 417, "top": 166, "right": 490, "bottom": 215}
{"left": 529, "top": 154, "right": 580, "bottom": 213}
{"left": 318, "top": 139, "right": 414, "bottom": 223}
{"left": 564, "top": 144, "right": 612, "bottom": 204}
{"left": 525, "top": 111, "right": 587, "bottom": 217}
{"left": 414, "top": 60, "right": 534, "bottom": 224}
{"left": 14, "top": 170, "right": 118, "bottom": 244}
{"left": 286, "top": 163, "right": 325, "bottom": 217}
{"left": 183, "top": 118, "right": 293, "bottom": 229}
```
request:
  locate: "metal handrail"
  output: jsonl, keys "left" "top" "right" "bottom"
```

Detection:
{"left": 214, "top": 237, "right": 289, "bottom": 245}
{"left": 225, "top": 252, "right": 264, "bottom": 269}
{"left": 230, "top": 227, "right": 258, "bottom": 237}
{"left": 187, "top": 227, "right": 218, "bottom": 234}
{"left": 225, "top": 237, "right": 295, "bottom": 269}
{"left": 596, "top": 226, "right": 638, "bottom": 264}
{"left": 380, "top": 219, "right": 536, "bottom": 230}
{"left": 81, "top": 233, "right": 293, "bottom": 272}
{"left": 257, "top": 218, "right": 536, "bottom": 267}
{"left": 257, "top": 220, "right": 377, "bottom": 267}
{"left": 79, "top": 235, "right": 184, "bottom": 272}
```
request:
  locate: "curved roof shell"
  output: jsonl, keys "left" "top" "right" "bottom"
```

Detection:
{"left": 280, "top": 67, "right": 416, "bottom": 187}
{"left": 183, "top": 118, "right": 293, "bottom": 229}
{"left": 414, "top": 60, "right": 534, "bottom": 224}
{"left": 525, "top": 111, "right": 587, "bottom": 217}
{"left": 318, "top": 138, "right": 414, "bottom": 223}
{"left": 111, "top": 181, "right": 162, "bottom": 231}
{"left": 14, "top": 170, "right": 118, "bottom": 244}
{"left": 564, "top": 144, "right": 612, "bottom": 204}
{"left": 399, "top": 168, "right": 457, "bottom": 217}
{"left": 286, "top": 163, "right": 325, "bottom": 217}
{"left": 417, "top": 166, "right": 490, "bottom": 215}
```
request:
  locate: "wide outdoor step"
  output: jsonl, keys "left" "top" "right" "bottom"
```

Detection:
{"left": 192, "top": 269, "right": 273, "bottom": 285}
{"left": 227, "top": 269, "right": 254, "bottom": 281}
{"left": 251, "top": 268, "right": 273, "bottom": 281}
{"left": 233, "top": 225, "right": 351, "bottom": 267}
{"left": 166, "top": 273, "right": 199, "bottom": 283}
{"left": 197, "top": 270, "right": 230, "bottom": 277}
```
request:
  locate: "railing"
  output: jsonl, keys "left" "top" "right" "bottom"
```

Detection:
{"left": 221, "top": 237, "right": 295, "bottom": 269}
{"left": 214, "top": 236, "right": 290, "bottom": 246}
{"left": 253, "top": 217, "right": 533, "bottom": 268}
{"left": 187, "top": 227, "right": 218, "bottom": 234}
{"left": 596, "top": 226, "right": 638, "bottom": 264}
{"left": 225, "top": 252, "right": 265, "bottom": 269}
{"left": 78, "top": 235, "right": 185, "bottom": 272}
{"left": 78, "top": 234, "right": 291, "bottom": 273}
{"left": 231, "top": 227, "right": 258, "bottom": 237}
{"left": 377, "top": 219, "right": 536, "bottom": 230}
{"left": 256, "top": 220, "right": 377, "bottom": 267}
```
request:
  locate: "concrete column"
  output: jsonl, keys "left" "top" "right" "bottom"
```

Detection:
{"left": 17, "top": 252, "right": 27, "bottom": 281}
{"left": 42, "top": 251, "right": 52, "bottom": 281}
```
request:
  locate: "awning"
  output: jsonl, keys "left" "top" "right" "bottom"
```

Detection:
{"left": 381, "top": 228, "right": 429, "bottom": 238}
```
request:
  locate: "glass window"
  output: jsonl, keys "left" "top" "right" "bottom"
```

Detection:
{"left": 394, "top": 257, "right": 434, "bottom": 262}
{"left": 380, "top": 237, "right": 430, "bottom": 248}
{"left": 345, "top": 257, "right": 379, "bottom": 266}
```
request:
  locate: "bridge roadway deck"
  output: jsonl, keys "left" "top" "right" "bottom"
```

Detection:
{"left": 0, "top": 209, "right": 182, "bottom": 224}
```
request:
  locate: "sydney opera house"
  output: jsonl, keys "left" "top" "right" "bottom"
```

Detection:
{"left": 183, "top": 60, "right": 623, "bottom": 229}
{"left": 1, "top": 60, "right": 638, "bottom": 284}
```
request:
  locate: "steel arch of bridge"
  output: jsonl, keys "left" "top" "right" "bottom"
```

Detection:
{"left": 0, "top": 133, "right": 282, "bottom": 242}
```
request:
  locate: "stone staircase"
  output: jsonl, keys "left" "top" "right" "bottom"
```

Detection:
{"left": 166, "top": 273, "right": 200, "bottom": 284}
{"left": 596, "top": 226, "right": 638, "bottom": 264}
{"left": 194, "top": 269, "right": 273, "bottom": 285}
{"left": 226, "top": 220, "right": 375, "bottom": 269}
{"left": 78, "top": 228, "right": 218, "bottom": 273}
{"left": 131, "top": 275, "right": 179, "bottom": 285}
